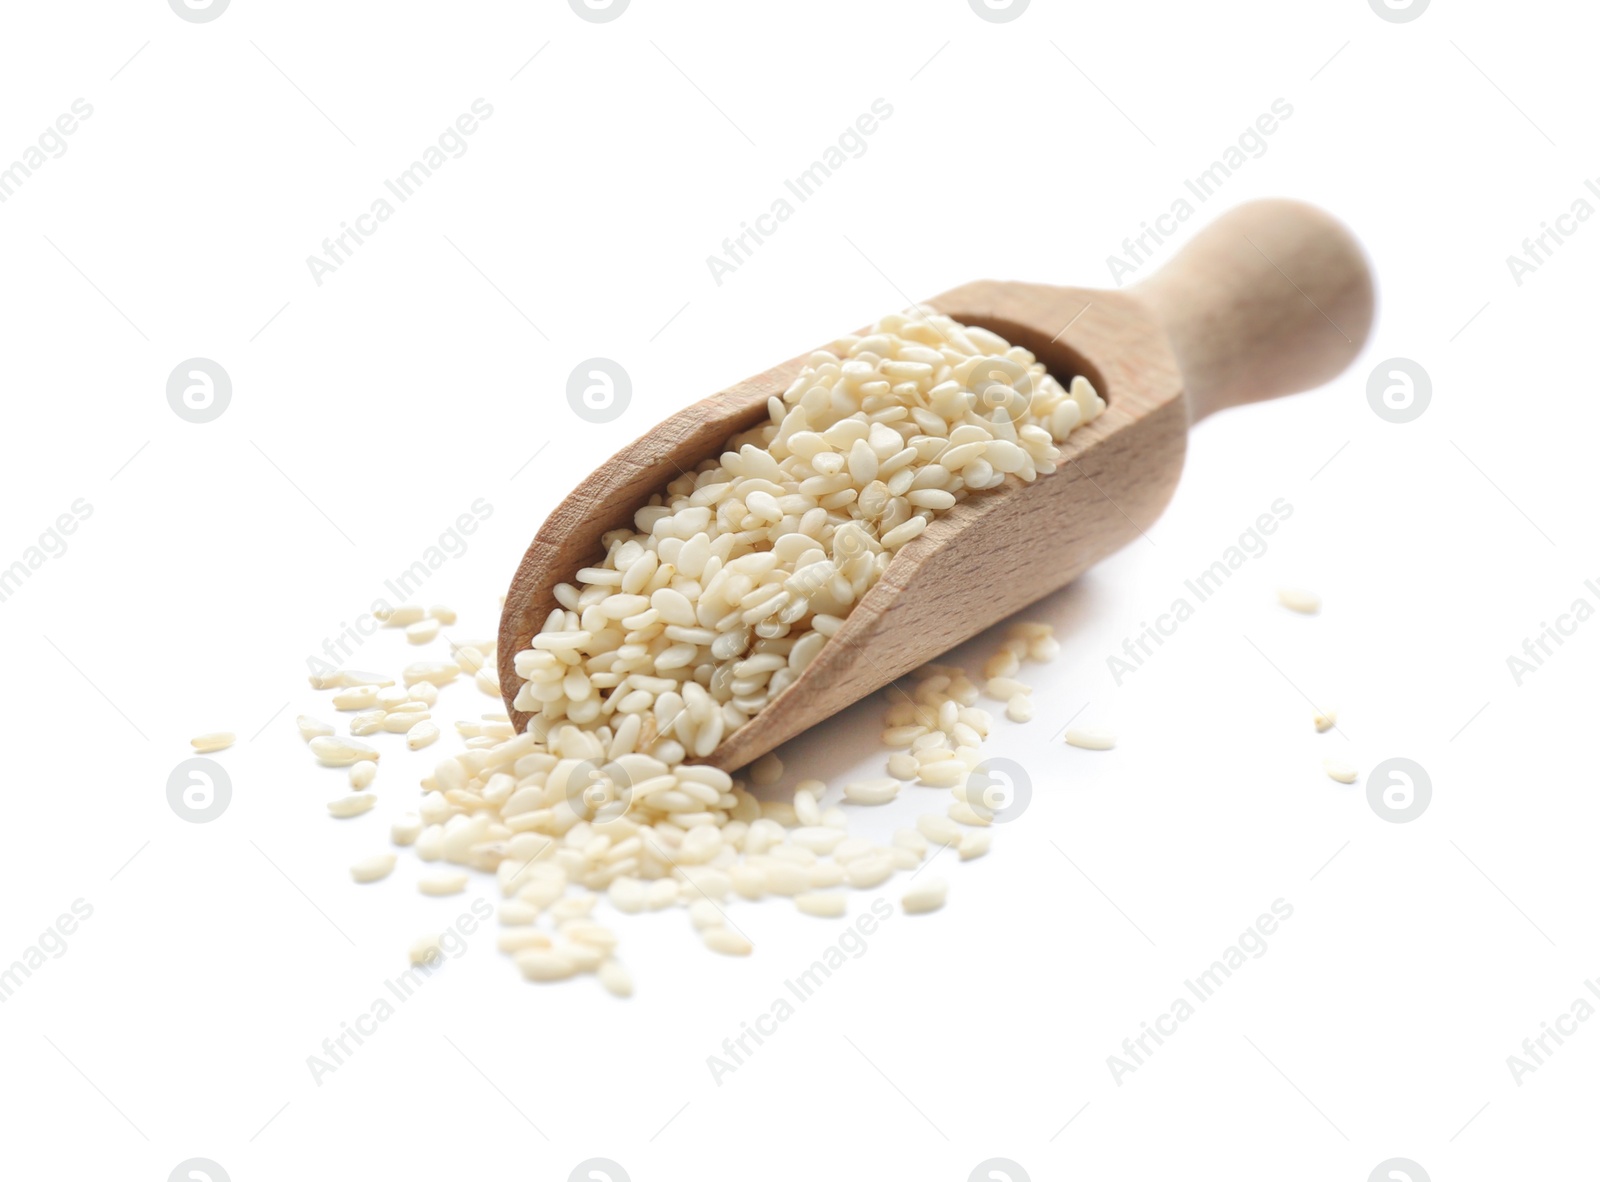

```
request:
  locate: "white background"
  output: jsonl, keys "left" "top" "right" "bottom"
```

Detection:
{"left": 1, "top": 1, "right": 1595, "bottom": 1179}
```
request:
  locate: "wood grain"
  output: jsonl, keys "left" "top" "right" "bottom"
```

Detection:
{"left": 498, "top": 198, "right": 1375, "bottom": 771}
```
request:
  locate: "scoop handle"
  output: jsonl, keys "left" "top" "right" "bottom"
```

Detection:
{"left": 1132, "top": 198, "right": 1375, "bottom": 421}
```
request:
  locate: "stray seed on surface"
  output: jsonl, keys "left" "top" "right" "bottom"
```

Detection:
{"left": 403, "top": 661, "right": 459, "bottom": 687}
{"left": 191, "top": 731, "right": 234, "bottom": 753}
{"left": 886, "top": 752, "right": 918, "bottom": 780}
{"left": 791, "top": 826, "right": 845, "bottom": 855}
{"left": 917, "top": 813, "right": 963, "bottom": 846}
{"left": 1005, "top": 694, "right": 1033, "bottom": 723}
{"left": 499, "top": 901, "right": 541, "bottom": 925}
{"left": 893, "top": 829, "right": 928, "bottom": 857}
{"left": 297, "top": 715, "right": 334, "bottom": 742}
{"left": 1278, "top": 587, "right": 1322, "bottom": 615}
{"left": 563, "top": 944, "right": 607, "bottom": 974}
{"left": 793, "top": 786, "right": 822, "bottom": 828}
{"left": 418, "top": 791, "right": 450, "bottom": 825}
{"left": 688, "top": 900, "right": 725, "bottom": 930}
{"left": 985, "top": 677, "right": 1031, "bottom": 701}
{"left": 429, "top": 604, "right": 457, "bottom": 624}
{"left": 845, "top": 853, "right": 895, "bottom": 888}
{"left": 1314, "top": 707, "right": 1337, "bottom": 733}
{"left": 310, "top": 735, "right": 380, "bottom": 766}
{"left": 564, "top": 921, "right": 618, "bottom": 950}
{"left": 948, "top": 801, "right": 991, "bottom": 827}
{"left": 378, "top": 604, "right": 427, "bottom": 626}
{"left": 415, "top": 827, "right": 445, "bottom": 861}
{"left": 409, "top": 934, "right": 443, "bottom": 966}
{"left": 498, "top": 928, "right": 553, "bottom": 953}
{"left": 351, "top": 853, "right": 396, "bottom": 883}
{"left": 311, "top": 668, "right": 394, "bottom": 690}
{"left": 349, "top": 710, "right": 385, "bottom": 736}
{"left": 1064, "top": 726, "right": 1116, "bottom": 750}
{"left": 902, "top": 877, "right": 948, "bottom": 915}
{"left": 984, "top": 650, "right": 1020, "bottom": 680}
{"left": 551, "top": 894, "right": 598, "bottom": 921}
{"left": 406, "top": 618, "right": 441, "bottom": 645}
{"left": 701, "top": 927, "right": 753, "bottom": 956}
{"left": 516, "top": 950, "right": 576, "bottom": 982}
{"left": 419, "top": 871, "right": 468, "bottom": 896}
{"left": 349, "top": 761, "right": 377, "bottom": 789}
{"left": 843, "top": 778, "right": 900, "bottom": 806}
{"left": 332, "top": 685, "right": 381, "bottom": 711}
{"left": 958, "top": 830, "right": 991, "bottom": 861}
{"left": 598, "top": 959, "right": 633, "bottom": 997}
{"left": 608, "top": 878, "right": 647, "bottom": 914}
{"left": 406, "top": 721, "right": 440, "bottom": 751}
{"left": 1324, "top": 759, "right": 1358, "bottom": 784}
{"left": 917, "top": 760, "right": 966, "bottom": 788}
{"left": 328, "top": 793, "right": 377, "bottom": 818}
{"left": 796, "top": 891, "right": 847, "bottom": 917}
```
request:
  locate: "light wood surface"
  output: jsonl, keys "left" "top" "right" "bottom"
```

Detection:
{"left": 498, "top": 198, "right": 1375, "bottom": 771}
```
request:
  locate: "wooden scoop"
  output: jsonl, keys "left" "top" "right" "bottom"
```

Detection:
{"left": 498, "top": 198, "right": 1375, "bottom": 771}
